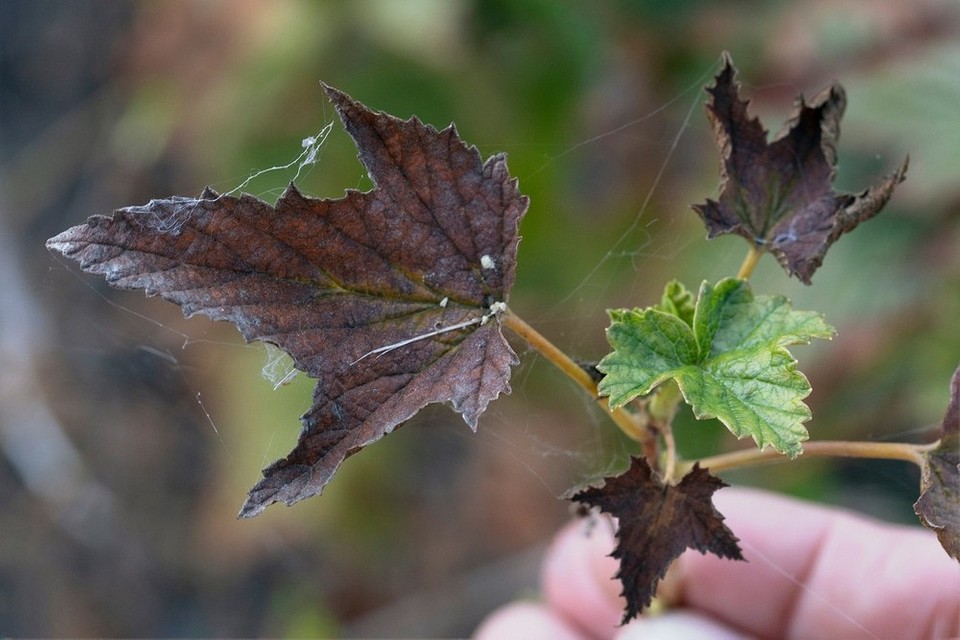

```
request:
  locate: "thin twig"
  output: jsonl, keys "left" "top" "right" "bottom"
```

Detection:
{"left": 736, "top": 245, "right": 764, "bottom": 280}
{"left": 661, "top": 425, "right": 677, "bottom": 483}
{"left": 679, "top": 439, "right": 929, "bottom": 476}
{"left": 502, "top": 308, "right": 651, "bottom": 444}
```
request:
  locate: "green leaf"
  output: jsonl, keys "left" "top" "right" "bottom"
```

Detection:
{"left": 598, "top": 278, "right": 834, "bottom": 457}
{"left": 600, "top": 308, "right": 697, "bottom": 409}
{"left": 657, "top": 279, "right": 696, "bottom": 327}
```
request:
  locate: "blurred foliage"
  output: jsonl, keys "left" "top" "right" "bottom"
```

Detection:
{"left": 3, "top": 0, "right": 959, "bottom": 636}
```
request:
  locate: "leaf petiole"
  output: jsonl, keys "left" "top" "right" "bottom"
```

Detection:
{"left": 736, "top": 244, "right": 764, "bottom": 280}
{"left": 679, "top": 439, "right": 930, "bottom": 476}
{"left": 648, "top": 381, "right": 682, "bottom": 482}
{"left": 660, "top": 422, "right": 678, "bottom": 483}
{"left": 502, "top": 308, "right": 652, "bottom": 446}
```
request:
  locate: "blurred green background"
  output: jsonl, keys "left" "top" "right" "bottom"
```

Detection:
{"left": 3, "top": 0, "right": 959, "bottom": 636}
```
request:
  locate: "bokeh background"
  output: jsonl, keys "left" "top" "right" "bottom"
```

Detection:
{"left": 3, "top": 0, "right": 959, "bottom": 636}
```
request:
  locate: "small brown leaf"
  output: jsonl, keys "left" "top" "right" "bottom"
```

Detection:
{"left": 915, "top": 365, "right": 960, "bottom": 560}
{"left": 569, "top": 458, "right": 742, "bottom": 623}
{"left": 47, "top": 85, "right": 528, "bottom": 517}
{"left": 692, "top": 53, "right": 907, "bottom": 284}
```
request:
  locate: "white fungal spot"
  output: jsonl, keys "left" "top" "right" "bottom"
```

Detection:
{"left": 439, "top": 296, "right": 449, "bottom": 308}
{"left": 480, "top": 254, "right": 496, "bottom": 270}
{"left": 480, "top": 301, "right": 507, "bottom": 326}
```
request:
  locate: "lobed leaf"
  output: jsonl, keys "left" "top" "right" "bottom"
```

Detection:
{"left": 599, "top": 308, "right": 697, "bottom": 409}
{"left": 657, "top": 279, "right": 696, "bottom": 327}
{"left": 47, "top": 84, "right": 528, "bottom": 517}
{"left": 570, "top": 457, "right": 742, "bottom": 623}
{"left": 598, "top": 278, "right": 833, "bottom": 457}
{"left": 692, "top": 53, "right": 908, "bottom": 284}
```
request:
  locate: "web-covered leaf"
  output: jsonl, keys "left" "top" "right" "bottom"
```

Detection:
{"left": 570, "top": 458, "right": 742, "bottom": 623}
{"left": 47, "top": 84, "right": 528, "bottom": 517}
{"left": 598, "top": 278, "right": 833, "bottom": 457}
{"left": 692, "top": 53, "right": 908, "bottom": 284}
{"left": 915, "top": 365, "right": 960, "bottom": 560}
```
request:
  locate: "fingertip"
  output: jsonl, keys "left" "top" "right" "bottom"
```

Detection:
{"left": 474, "top": 601, "right": 586, "bottom": 640}
{"left": 615, "top": 611, "right": 748, "bottom": 640}
{"left": 542, "top": 519, "right": 624, "bottom": 638}
{"left": 672, "top": 487, "right": 837, "bottom": 635}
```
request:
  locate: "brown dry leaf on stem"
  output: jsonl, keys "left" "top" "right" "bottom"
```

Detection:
{"left": 569, "top": 457, "right": 743, "bottom": 623}
{"left": 47, "top": 85, "right": 528, "bottom": 517}
{"left": 693, "top": 53, "right": 908, "bottom": 284}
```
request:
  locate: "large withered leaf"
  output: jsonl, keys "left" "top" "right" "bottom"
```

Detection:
{"left": 570, "top": 458, "right": 743, "bottom": 623}
{"left": 692, "top": 54, "right": 908, "bottom": 284}
{"left": 915, "top": 365, "right": 960, "bottom": 560}
{"left": 47, "top": 85, "right": 528, "bottom": 517}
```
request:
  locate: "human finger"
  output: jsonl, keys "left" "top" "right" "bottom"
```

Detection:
{"left": 537, "top": 517, "right": 742, "bottom": 639}
{"left": 673, "top": 487, "right": 960, "bottom": 639}
{"left": 537, "top": 487, "right": 959, "bottom": 639}
{"left": 473, "top": 601, "right": 586, "bottom": 640}
{"left": 541, "top": 517, "right": 623, "bottom": 637}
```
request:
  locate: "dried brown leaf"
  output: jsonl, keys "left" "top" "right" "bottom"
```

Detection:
{"left": 47, "top": 85, "right": 528, "bottom": 517}
{"left": 915, "top": 366, "right": 960, "bottom": 560}
{"left": 692, "top": 53, "right": 907, "bottom": 284}
{"left": 570, "top": 458, "right": 742, "bottom": 623}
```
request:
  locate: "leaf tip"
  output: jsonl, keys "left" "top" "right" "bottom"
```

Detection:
{"left": 717, "top": 51, "right": 736, "bottom": 81}
{"left": 319, "top": 81, "right": 343, "bottom": 101}
{"left": 237, "top": 498, "right": 265, "bottom": 519}
{"left": 321, "top": 82, "right": 363, "bottom": 123}
{"left": 44, "top": 234, "right": 65, "bottom": 252}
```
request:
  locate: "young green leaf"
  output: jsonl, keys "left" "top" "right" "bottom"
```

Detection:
{"left": 47, "top": 85, "right": 528, "bottom": 517}
{"left": 598, "top": 278, "right": 834, "bottom": 457}
{"left": 569, "top": 457, "right": 742, "bottom": 623}
{"left": 692, "top": 53, "right": 908, "bottom": 284}
{"left": 657, "top": 279, "right": 696, "bottom": 327}
{"left": 915, "top": 365, "right": 960, "bottom": 561}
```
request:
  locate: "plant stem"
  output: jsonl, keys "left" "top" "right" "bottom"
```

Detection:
{"left": 661, "top": 424, "right": 677, "bottom": 483}
{"left": 647, "top": 382, "right": 681, "bottom": 481}
{"left": 502, "top": 308, "right": 651, "bottom": 444}
{"left": 736, "top": 245, "right": 764, "bottom": 280}
{"left": 649, "top": 380, "right": 682, "bottom": 424}
{"left": 679, "top": 440, "right": 928, "bottom": 476}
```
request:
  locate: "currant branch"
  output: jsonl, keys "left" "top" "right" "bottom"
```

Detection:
{"left": 680, "top": 439, "right": 932, "bottom": 476}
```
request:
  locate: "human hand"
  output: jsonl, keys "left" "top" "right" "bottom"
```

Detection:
{"left": 475, "top": 488, "right": 959, "bottom": 639}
